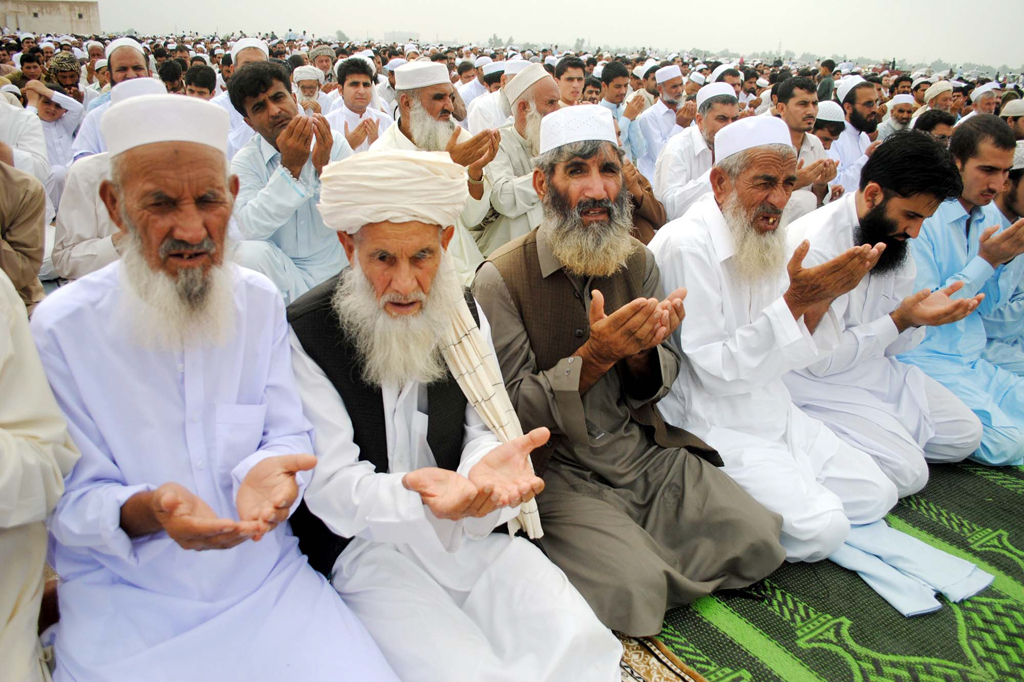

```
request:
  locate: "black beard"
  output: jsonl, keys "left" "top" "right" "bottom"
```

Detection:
{"left": 855, "top": 201, "right": 909, "bottom": 274}
{"left": 849, "top": 106, "right": 878, "bottom": 134}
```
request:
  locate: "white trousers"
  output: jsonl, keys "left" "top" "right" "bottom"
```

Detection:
{"left": 333, "top": 534, "right": 622, "bottom": 682}
{"left": 708, "top": 405, "right": 898, "bottom": 563}
{"left": 801, "top": 374, "right": 982, "bottom": 497}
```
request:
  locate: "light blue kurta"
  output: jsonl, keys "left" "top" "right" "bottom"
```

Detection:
{"left": 31, "top": 262, "right": 399, "bottom": 682}
{"left": 231, "top": 131, "right": 351, "bottom": 304}
{"left": 598, "top": 98, "right": 647, "bottom": 163}
{"left": 980, "top": 209, "right": 1024, "bottom": 374}
{"left": 898, "top": 199, "right": 1024, "bottom": 465}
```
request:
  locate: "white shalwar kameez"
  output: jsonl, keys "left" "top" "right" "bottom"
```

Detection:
{"left": 782, "top": 195, "right": 982, "bottom": 496}
{"left": 635, "top": 99, "right": 684, "bottom": 181}
{"left": 31, "top": 263, "right": 400, "bottom": 682}
{"left": 466, "top": 90, "right": 506, "bottom": 134}
{"left": 325, "top": 102, "right": 394, "bottom": 153}
{"left": 652, "top": 124, "right": 713, "bottom": 221}
{"left": 649, "top": 193, "right": 898, "bottom": 563}
{"left": 829, "top": 120, "right": 871, "bottom": 194}
{"left": 290, "top": 310, "right": 621, "bottom": 682}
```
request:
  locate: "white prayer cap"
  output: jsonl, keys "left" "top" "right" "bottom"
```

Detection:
{"left": 404, "top": 43, "right": 418, "bottom": 55}
{"left": 836, "top": 75, "right": 867, "bottom": 103}
{"left": 505, "top": 63, "right": 549, "bottom": 106}
{"left": 474, "top": 55, "right": 492, "bottom": 68}
{"left": 544, "top": 56, "right": 558, "bottom": 66}
{"left": 538, "top": 105, "right": 617, "bottom": 156}
{"left": 696, "top": 82, "right": 736, "bottom": 109}
{"left": 110, "top": 77, "right": 166, "bottom": 105}
{"left": 482, "top": 61, "right": 504, "bottom": 76}
{"left": 358, "top": 49, "right": 374, "bottom": 58}
{"left": 103, "top": 94, "right": 229, "bottom": 158}
{"left": 973, "top": 82, "right": 1001, "bottom": 99}
{"left": 505, "top": 59, "right": 530, "bottom": 76}
{"left": 880, "top": 70, "right": 890, "bottom": 77}
{"left": 688, "top": 72, "right": 706, "bottom": 86}
{"left": 655, "top": 65, "right": 682, "bottom": 84}
{"left": 911, "top": 76, "right": 931, "bottom": 89}
{"left": 293, "top": 65, "right": 323, "bottom": 84}
{"left": 949, "top": 80, "right": 965, "bottom": 89}
{"left": 1, "top": 84, "right": 21, "bottom": 96}
{"left": 395, "top": 62, "right": 450, "bottom": 90}
{"left": 39, "top": 41, "right": 55, "bottom": 50}
{"left": 230, "top": 38, "right": 268, "bottom": 63}
{"left": 816, "top": 100, "right": 845, "bottom": 122}
{"left": 1000, "top": 100, "right": 1024, "bottom": 118}
{"left": 95, "top": 59, "right": 108, "bottom": 70}
{"left": 889, "top": 94, "right": 915, "bottom": 107}
{"left": 319, "top": 150, "right": 468, "bottom": 234}
{"left": 713, "top": 115, "right": 792, "bottom": 165}
{"left": 1013, "top": 142, "right": 1024, "bottom": 171}
{"left": 709, "top": 63, "right": 733, "bottom": 83}
{"left": 19, "top": 33, "right": 35, "bottom": 41}
{"left": 694, "top": 63, "right": 708, "bottom": 71}
{"left": 924, "top": 81, "right": 953, "bottom": 102}
{"left": 667, "top": 53, "right": 678, "bottom": 60}
{"left": 105, "top": 37, "right": 145, "bottom": 60}
{"left": 756, "top": 77, "right": 769, "bottom": 88}
{"left": 593, "top": 65, "right": 604, "bottom": 79}
{"left": 85, "top": 40, "right": 103, "bottom": 51}
{"left": 385, "top": 57, "right": 407, "bottom": 72}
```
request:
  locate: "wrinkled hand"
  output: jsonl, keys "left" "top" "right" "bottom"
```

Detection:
{"left": 891, "top": 281, "right": 984, "bottom": 332}
{"left": 277, "top": 115, "right": 313, "bottom": 178}
{"left": 468, "top": 427, "right": 549, "bottom": 510}
{"left": 623, "top": 93, "right": 644, "bottom": 121}
{"left": 675, "top": 100, "right": 696, "bottom": 128}
{"left": 310, "top": 114, "right": 333, "bottom": 176}
{"left": 152, "top": 482, "right": 259, "bottom": 551}
{"left": 586, "top": 287, "right": 686, "bottom": 365}
{"left": 978, "top": 219, "right": 1024, "bottom": 267}
{"left": 622, "top": 160, "right": 644, "bottom": 198}
{"left": 300, "top": 99, "right": 321, "bottom": 114}
{"left": 785, "top": 240, "right": 885, "bottom": 320}
{"left": 403, "top": 467, "right": 506, "bottom": 521}
{"left": 446, "top": 128, "right": 499, "bottom": 173}
{"left": 237, "top": 454, "right": 317, "bottom": 540}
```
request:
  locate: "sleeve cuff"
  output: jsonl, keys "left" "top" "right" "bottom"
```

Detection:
{"left": 871, "top": 313, "right": 901, "bottom": 349}
{"left": 765, "top": 295, "right": 807, "bottom": 347}
{"left": 99, "top": 483, "right": 157, "bottom": 564}
{"left": 959, "top": 256, "right": 996, "bottom": 294}
{"left": 548, "top": 356, "right": 589, "bottom": 443}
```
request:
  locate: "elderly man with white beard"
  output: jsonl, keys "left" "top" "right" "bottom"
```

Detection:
{"left": 477, "top": 63, "right": 560, "bottom": 256}
{"left": 782, "top": 131, "right": 983, "bottom": 499}
{"left": 635, "top": 65, "right": 696, "bottom": 181}
{"left": 30, "top": 95, "right": 399, "bottom": 682}
{"left": 371, "top": 61, "right": 499, "bottom": 285}
{"left": 285, "top": 149, "right": 622, "bottom": 682}
{"left": 474, "top": 106, "right": 786, "bottom": 637}
{"left": 651, "top": 117, "right": 993, "bottom": 616}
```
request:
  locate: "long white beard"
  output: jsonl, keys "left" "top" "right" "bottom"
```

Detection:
{"left": 118, "top": 228, "right": 236, "bottom": 352}
{"left": 522, "top": 104, "right": 543, "bottom": 156}
{"left": 408, "top": 98, "right": 457, "bottom": 151}
{"left": 722, "top": 194, "right": 789, "bottom": 283}
{"left": 331, "top": 254, "right": 463, "bottom": 387}
{"left": 539, "top": 184, "right": 635, "bottom": 278}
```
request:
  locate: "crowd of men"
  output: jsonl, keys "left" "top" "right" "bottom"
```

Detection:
{"left": 2, "top": 27, "right": 1024, "bottom": 682}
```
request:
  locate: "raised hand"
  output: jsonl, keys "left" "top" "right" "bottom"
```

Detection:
{"left": 344, "top": 120, "right": 368, "bottom": 150}
{"left": 237, "top": 454, "right": 317, "bottom": 540}
{"left": 978, "top": 219, "right": 1024, "bottom": 267}
{"left": 152, "top": 482, "right": 259, "bottom": 551}
{"left": 277, "top": 115, "right": 312, "bottom": 179}
{"left": 675, "top": 100, "right": 697, "bottom": 128}
{"left": 622, "top": 160, "right": 644, "bottom": 198}
{"left": 586, "top": 288, "right": 685, "bottom": 365}
{"left": 310, "top": 114, "right": 333, "bottom": 175}
{"left": 795, "top": 158, "right": 828, "bottom": 190}
{"left": 623, "top": 92, "right": 644, "bottom": 121}
{"left": 365, "top": 117, "right": 380, "bottom": 144}
{"left": 447, "top": 128, "right": 499, "bottom": 170}
{"left": 300, "top": 99, "right": 321, "bottom": 114}
{"left": 403, "top": 467, "right": 490, "bottom": 520}
{"left": 891, "top": 281, "right": 984, "bottom": 332}
{"left": 785, "top": 240, "right": 885, "bottom": 321}
{"left": 469, "top": 428, "right": 549, "bottom": 511}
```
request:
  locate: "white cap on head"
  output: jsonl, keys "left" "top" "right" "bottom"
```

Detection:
{"left": 505, "top": 59, "right": 530, "bottom": 76}
{"left": 689, "top": 72, "right": 706, "bottom": 86}
{"left": 890, "top": 94, "right": 916, "bottom": 107}
{"left": 293, "top": 65, "right": 323, "bottom": 84}
{"left": 1000, "top": 100, "right": 1024, "bottom": 118}
{"left": 102, "top": 94, "right": 229, "bottom": 158}
{"left": 319, "top": 150, "right": 468, "bottom": 234}
{"left": 395, "top": 62, "right": 450, "bottom": 90}
{"left": 230, "top": 37, "right": 268, "bottom": 63}
{"left": 816, "top": 100, "right": 845, "bottom": 122}
{"left": 973, "top": 82, "right": 1001, "bottom": 99}
{"left": 1013, "top": 142, "right": 1024, "bottom": 171}
{"left": 105, "top": 37, "right": 145, "bottom": 60}
{"left": 924, "top": 81, "right": 953, "bottom": 102}
{"left": 39, "top": 41, "right": 55, "bottom": 50}
{"left": 505, "top": 63, "right": 549, "bottom": 106}
{"left": 474, "top": 55, "right": 492, "bottom": 68}
{"left": 385, "top": 57, "right": 407, "bottom": 72}
{"left": 713, "top": 115, "right": 792, "bottom": 164}
{"left": 836, "top": 75, "right": 867, "bottom": 103}
{"left": 404, "top": 43, "right": 418, "bottom": 55}
{"left": 709, "top": 63, "right": 733, "bottom": 83}
{"left": 756, "top": 77, "right": 769, "bottom": 88}
{"left": 110, "top": 77, "right": 166, "bottom": 105}
{"left": 85, "top": 40, "right": 103, "bottom": 51}
{"left": 696, "top": 82, "right": 736, "bottom": 109}
{"left": 655, "top": 65, "right": 682, "bottom": 84}
{"left": 695, "top": 63, "right": 707, "bottom": 71}
{"left": 538, "top": 105, "right": 617, "bottom": 156}
{"left": 592, "top": 65, "right": 604, "bottom": 79}
{"left": 544, "top": 56, "right": 558, "bottom": 66}
{"left": 95, "top": 59, "right": 108, "bottom": 70}
{"left": 911, "top": 76, "right": 932, "bottom": 89}
{"left": 482, "top": 61, "right": 504, "bottom": 76}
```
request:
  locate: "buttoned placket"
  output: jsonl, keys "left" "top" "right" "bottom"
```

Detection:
{"left": 181, "top": 347, "right": 214, "bottom": 500}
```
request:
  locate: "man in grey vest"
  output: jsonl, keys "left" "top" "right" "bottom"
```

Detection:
{"left": 473, "top": 105, "right": 787, "bottom": 637}
{"left": 287, "top": 149, "right": 623, "bottom": 682}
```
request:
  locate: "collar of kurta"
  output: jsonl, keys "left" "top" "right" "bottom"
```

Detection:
{"left": 691, "top": 124, "right": 712, "bottom": 157}
{"left": 700, "top": 193, "right": 736, "bottom": 263}
{"left": 508, "top": 122, "right": 532, "bottom": 153}
{"left": 536, "top": 228, "right": 566, "bottom": 278}
{"left": 258, "top": 133, "right": 280, "bottom": 165}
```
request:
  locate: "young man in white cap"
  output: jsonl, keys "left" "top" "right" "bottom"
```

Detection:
{"left": 458, "top": 55, "right": 491, "bottom": 108}
{"left": 478, "top": 63, "right": 560, "bottom": 256}
{"left": 326, "top": 57, "right": 393, "bottom": 153}
{"left": 229, "top": 61, "right": 351, "bottom": 304}
{"left": 474, "top": 105, "right": 786, "bottom": 636}
{"left": 372, "top": 61, "right": 499, "bottom": 285}
{"left": 287, "top": 148, "right": 622, "bottom": 682}
{"left": 653, "top": 81, "right": 739, "bottom": 221}
{"left": 33, "top": 94, "right": 399, "bottom": 682}
{"left": 999, "top": 98, "right": 1024, "bottom": 141}
{"left": 377, "top": 57, "right": 406, "bottom": 108}
{"left": 635, "top": 65, "right": 696, "bottom": 181}
{"left": 211, "top": 37, "right": 270, "bottom": 160}
{"left": 831, "top": 75, "right": 882, "bottom": 194}
{"left": 465, "top": 60, "right": 510, "bottom": 134}
{"left": 876, "top": 94, "right": 915, "bottom": 141}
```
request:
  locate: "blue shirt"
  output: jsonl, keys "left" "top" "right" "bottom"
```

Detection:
{"left": 599, "top": 98, "right": 647, "bottom": 163}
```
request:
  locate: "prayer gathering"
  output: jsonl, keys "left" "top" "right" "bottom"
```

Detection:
{"left": 2, "top": 1, "right": 1024, "bottom": 680}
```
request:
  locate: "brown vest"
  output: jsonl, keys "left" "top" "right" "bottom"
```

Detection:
{"left": 487, "top": 230, "right": 722, "bottom": 468}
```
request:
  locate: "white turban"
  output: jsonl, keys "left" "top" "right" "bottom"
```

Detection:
{"left": 293, "top": 65, "right": 323, "bottom": 84}
{"left": 319, "top": 150, "right": 469, "bottom": 234}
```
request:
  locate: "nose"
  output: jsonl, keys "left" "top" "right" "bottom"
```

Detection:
{"left": 171, "top": 202, "right": 210, "bottom": 245}
{"left": 767, "top": 185, "right": 790, "bottom": 212}
{"left": 389, "top": 260, "right": 419, "bottom": 297}
{"left": 579, "top": 169, "right": 611, "bottom": 202}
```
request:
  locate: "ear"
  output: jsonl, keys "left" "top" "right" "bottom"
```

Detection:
{"left": 709, "top": 167, "right": 731, "bottom": 204}
{"left": 98, "top": 179, "right": 127, "bottom": 233}
{"left": 441, "top": 225, "right": 455, "bottom": 250}
{"left": 338, "top": 231, "right": 357, "bottom": 263}
{"left": 228, "top": 174, "right": 240, "bottom": 199}
{"left": 533, "top": 167, "right": 548, "bottom": 201}
{"left": 862, "top": 181, "right": 883, "bottom": 208}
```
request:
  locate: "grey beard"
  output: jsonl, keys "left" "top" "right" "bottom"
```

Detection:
{"left": 408, "top": 98, "right": 457, "bottom": 152}
{"left": 721, "top": 193, "right": 789, "bottom": 284}
{"left": 331, "top": 255, "right": 463, "bottom": 387}
{"left": 539, "top": 184, "right": 635, "bottom": 278}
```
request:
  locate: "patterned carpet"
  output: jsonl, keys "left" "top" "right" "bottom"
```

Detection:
{"left": 647, "top": 461, "right": 1024, "bottom": 682}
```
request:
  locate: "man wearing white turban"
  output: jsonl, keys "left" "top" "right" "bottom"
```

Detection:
{"left": 288, "top": 149, "right": 622, "bottom": 682}
{"left": 292, "top": 64, "right": 330, "bottom": 116}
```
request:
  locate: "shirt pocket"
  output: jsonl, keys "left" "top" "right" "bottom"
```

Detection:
{"left": 214, "top": 403, "right": 268, "bottom": 464}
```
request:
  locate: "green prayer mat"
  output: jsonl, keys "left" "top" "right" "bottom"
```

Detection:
{"left": 656, "top": 462, "right": 1024, "bottom": 682}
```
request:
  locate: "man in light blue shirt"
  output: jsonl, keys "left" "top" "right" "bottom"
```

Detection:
{"left": 229, "top": 61, "right": 351, "bottom": 304}
{"left": 900, "top": 116, "right": 1024, "bottom": 466}
{"left": 597, "top": 61, "right": 647, "bottom": 163}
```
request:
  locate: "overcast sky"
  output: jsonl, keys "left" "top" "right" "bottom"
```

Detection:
{"left": 95, "top": 0, "right": 1022, "bottom": 69}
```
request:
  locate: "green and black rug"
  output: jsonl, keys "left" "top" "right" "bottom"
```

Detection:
{"left": 655, "top": 462, "right": 1024, "bottom": 682}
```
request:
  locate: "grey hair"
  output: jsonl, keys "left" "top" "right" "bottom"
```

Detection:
{"left": 534, "top": 139, "right": 625, "bottom": 181}
{"left": 698, "top": 93, "right": 738, "bottom": 117}
{"left": 715, "top": 143, "right": 797, "bottom": 180}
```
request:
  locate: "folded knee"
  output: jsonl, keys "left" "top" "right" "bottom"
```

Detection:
{"left": 783, "top": 509, "right": 850, "bottom": 563}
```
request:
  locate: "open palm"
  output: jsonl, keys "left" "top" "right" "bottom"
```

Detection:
{"left": 403, "top": 467, "right": 480, "bottom": 520}
{"left": 237, "top": 454, "right": 317, "bottom": 540}
{"left": 468, "top": 428, "right": 549, "bottom": 510}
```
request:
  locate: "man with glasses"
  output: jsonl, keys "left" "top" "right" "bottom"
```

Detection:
{"left": 916, "top": 110, "right": 957, "bottom": 147}
{"left": 831, "top": 76, "right": 881, "bottom": 193}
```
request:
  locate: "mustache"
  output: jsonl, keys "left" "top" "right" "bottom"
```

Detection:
{"left": 753, "top": 203, "right": 783, "bottom": 217}
{"left": 159, "top": 237, "right": 217, "bottom": 260}
{"left": 380, "top": 290, "right": 426, "bottom": 307}
{"left": 575, "top": 198, "right": 615, "bottom": 214}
